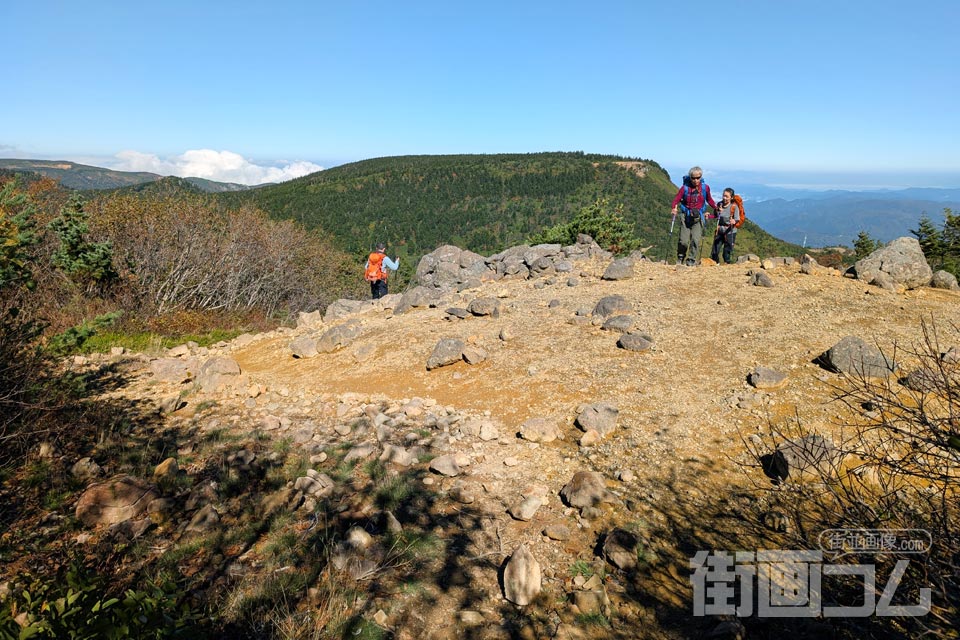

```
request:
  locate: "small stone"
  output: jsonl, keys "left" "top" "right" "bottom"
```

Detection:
{"left": 543, "top": 524, "right": 571, "bottom": 541}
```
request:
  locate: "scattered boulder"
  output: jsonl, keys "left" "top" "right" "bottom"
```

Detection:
{"left": 818, "top": 336, "right": 895, "bottom": 378}
{"left": 508, "top": 497, "right": 542, "bottom": 521}
{"left": 560, "top": 471, "right": 612, "bottom": 508}
{"left": 153, "top": 457, "right": 179, "bottom": 484}
{"left": 751, "top": 271, "right": 775, "bottom": 287}
{"left": 601, "top": 315, "right": 636, "bottom": 333}
{"left": 426, "top": 338, "right": 466, "bottom": 370}
{"left": 467, "top": 297, "right": 500, "bottom": 317}
{"left": 503, "top": 544, "right": 541, "bottom": 606}
{"left": 296, "top": 310, "right": 324, "bottom": 329}
{"left": 617, "top": 332, "right": 653, "bottom": 352}
{"left": 76, "top": 476, "right": 159, "bottom": 527}
{"left": 393, "top": 286, "right": 441, "bottom": 315}
{"left": 185, "top": 504, "right": 220, "bottom": 534}
{"left": 601, "top": 257, "right": 634, "bottom": 281}
{"left": 543, "top": 524, "right": 571, "bottom": 541}
{"left": 71, "top": 457, "right": 103, "bottom": 482}
{"left": 289, "top": 334, "right": 320, "bottom": 359}
{"left": 603, "top": 528, "right": 641, "bottom": 571}
{"left": 461, "top": 346, "right": 488, "bottom": 365}
{"left": 196, "top": 356, "right": 241, "bottom": 392}
{"left": 899, "top": 367, "right": 939, "bottom": 392}
{"left": 592, "top": 295, "right": 632, "bottom": 318}
{"left": 150, "top": 358, "right": 197, "bottom": 383}
{"left": 761, "top": 435, "right": 839, "bottom": 482}
{"left": 316, "top": 320, "right": 363, "bottom": 353}
{"left": 799, "top": 254, "right": 826, "bottom": 275}
{"left": 853, "top": 237, "right": 932, "bottom": 290}
{"left": 575, "top": 403, "right": 619, "bottom": 437}
{"left": 519, "top": 418, "right": 562, "bottom": 443}
{"left": 429, "top": 454, "right": 462, "bottom": 477}
{"left": 870, "top": 271, "right": 899, "bottom": 292}
{"left": 747, "top": 366, "right": 787, "bottom": 390}
{"left": 930, "top": 270, "right": 959, "bottom": 291}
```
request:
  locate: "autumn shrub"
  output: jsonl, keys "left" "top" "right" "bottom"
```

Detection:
{"left": 87, "top": 192, "right": 363, "bottom": 318}
{"left": 745, "top": 319, "right": 959, "bottom": 636}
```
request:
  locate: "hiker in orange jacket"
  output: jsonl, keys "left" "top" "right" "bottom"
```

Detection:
{"left": 365, "top": 242, "right": 399, "bottom": 299}
{"left": 710, "top": 188, "right": 743, "bottom": 264}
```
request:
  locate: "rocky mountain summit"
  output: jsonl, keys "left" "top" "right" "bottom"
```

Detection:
{"left": 14, "top": 235, "right": 959, "bottom": 639}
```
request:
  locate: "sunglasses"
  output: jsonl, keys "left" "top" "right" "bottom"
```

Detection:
{"left": 690, "top": 176, "right": 702, "bottom": 181}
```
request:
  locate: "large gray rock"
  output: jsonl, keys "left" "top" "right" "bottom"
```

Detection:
{"left": 417, "top": 245, "right": 489, "bottom": 290}
{"left": 575, "top": 403, "right": 619, "bottom": 437}
{"left": 601, "top": 258, "right": 635, "bottom": 281}
{"left": 467, "top": 297, "right": 500, "bottom": 317}
{"left": 930, "top": 270, "right": 959, "bottom": 291}
{"left": 592, "top": 295, "right": 632, "bottom": 318}
{"left": 426, "top": 338, "right": 465, "bottom": 370}
{"left": 819, "top": 336, "right": 895, "bottom": 378}
{"left": 853, "top": 237, "right": 932, "bottom": 290}
{"left": 393, "top": 286, "right": 440, "bottom": 315}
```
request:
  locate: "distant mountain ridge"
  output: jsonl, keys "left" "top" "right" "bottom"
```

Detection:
{"left": 0, "top": 159, "right": 252, "bottom": 193}
{"left": 1, "top": 154, "right": 802, "bottom": 261}
{"left": 218, "top": 152, "right": 801, "bottom": 262}
{"left": 742, "top": 186, "right": 960, "bottom": 246}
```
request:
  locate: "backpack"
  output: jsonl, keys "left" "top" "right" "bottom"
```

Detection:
{"left": 365, "top": 252, "right": 386, "bottom": 282}
{"left": 680, "top": 176, "right": 709, "bottom": 216}
{"left": 731, "top": 194, "right": 746, "bottom": 228}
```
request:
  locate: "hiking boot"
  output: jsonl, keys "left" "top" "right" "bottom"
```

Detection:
{"left": 685, "top": 259, "right": 696, "bottom": 267}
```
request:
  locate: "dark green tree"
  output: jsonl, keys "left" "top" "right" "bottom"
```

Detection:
{"left": 0, "top": 180, "right": 38, "bottom": 290}
{"left": 940, "top": 208, "right": 960, "bottom": 277}
{"left": 853, "top": 230, "right": 878, "bottom": 259}
{"left": 530, "top": 197, "right": 641, "bottom": 254}
{"left": 911, "top": 214, "right": 944, "bottom": 266}
{"left": 48, "top": 194, "right": 118, "bottom": 288}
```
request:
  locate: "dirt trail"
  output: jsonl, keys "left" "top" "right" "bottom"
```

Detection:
{"left": 121, "top": 257, "right": 960, "bottom": 638}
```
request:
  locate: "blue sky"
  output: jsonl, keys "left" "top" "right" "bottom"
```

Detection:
{"left": 3, "top": 0, "right": 958, "bottom": 187}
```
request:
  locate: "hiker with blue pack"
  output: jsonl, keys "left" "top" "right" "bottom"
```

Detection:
{"left": 670, "top": 166, "right": 719, "bottom": 266}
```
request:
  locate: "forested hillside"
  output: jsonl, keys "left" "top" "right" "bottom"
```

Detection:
{"left": 222, "top": 152, "right": 801, "bottom": 263}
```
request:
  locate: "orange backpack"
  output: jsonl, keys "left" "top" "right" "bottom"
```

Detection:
{"left": 731, "top": 194, "right": 746, "bottom": 228}
{"left": 365, "top": 252, "right": 386, "bottom": 282}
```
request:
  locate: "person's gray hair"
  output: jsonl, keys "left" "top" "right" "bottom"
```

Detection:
{"left": 688, "top": 166, "right": 703, "bottom": 178}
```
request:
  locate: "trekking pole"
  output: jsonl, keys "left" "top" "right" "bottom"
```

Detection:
{"left": 695, "top": 213, "right": 705, "bottom": 265}
{"left": 667, "top": 211, "right": 676, "bottom": 263}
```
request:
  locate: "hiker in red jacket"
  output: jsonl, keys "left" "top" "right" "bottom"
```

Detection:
{"left": 670, "top": 166, "right": 718, "bottom": 266}
{"left": 364, "top": 242, "right": 399, "bottom": 299}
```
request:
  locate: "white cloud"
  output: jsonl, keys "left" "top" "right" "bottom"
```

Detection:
{"left": 110, "top": 149, "right": 323, "bottom": 185}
